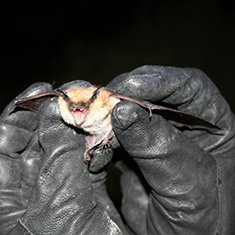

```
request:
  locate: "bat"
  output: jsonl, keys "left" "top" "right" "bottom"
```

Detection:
{"left": 14, "top": 85, "right": 221, "bottom": 163}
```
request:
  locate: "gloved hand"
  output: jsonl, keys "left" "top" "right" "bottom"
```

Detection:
{"left": 107, "top": 65, "right": 235, "bottom": 235}
{"left": 0, "top": 81, "right": 126, "bottom": 235}
{"left": 0, "top": 82, "right": 52, "bottom": 234}
{"left": 1, "top": 65, "right": 235, "bottom": 235}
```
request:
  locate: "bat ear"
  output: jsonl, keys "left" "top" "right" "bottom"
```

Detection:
{"left": 56, "top": 88, "right": 70, "bottom": 102}
{"left": 87, "top": 85, "right": 102, "bottom": 106}
{"left": 14, "top": 89, "right": 62, "bottom": 112}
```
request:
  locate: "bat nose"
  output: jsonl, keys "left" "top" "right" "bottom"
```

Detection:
{"left": 69, "top": 102, "right": 87, "bottom": 111}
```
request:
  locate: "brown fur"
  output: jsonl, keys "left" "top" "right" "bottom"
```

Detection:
{"left": 58, "top": 85, "right": 120, "bottom": 135}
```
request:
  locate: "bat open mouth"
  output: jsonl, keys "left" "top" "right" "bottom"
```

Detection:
{"left": 72, "top": 109, "right": 87, "bottom": 125}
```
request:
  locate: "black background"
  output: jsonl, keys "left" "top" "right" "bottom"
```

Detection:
{"left": 2, "top": 0, "right": 235, "bottom": 111}
{"left": 2, "top": 0, "right": 235, "bottom": 208}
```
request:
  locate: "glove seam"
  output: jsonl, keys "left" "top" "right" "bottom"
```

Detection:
{"left": 215, "top": 161, "right": 222, "bottom": 235}
{"left": 18, "top": 220, "right": 33, "bottom": 235}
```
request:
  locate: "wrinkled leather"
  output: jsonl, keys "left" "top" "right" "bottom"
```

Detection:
{"left": 0, "top": 65, "right": 234, "bottom": 235}
{"left": 108, "top": 65, "right": 235, "bottom": 235}
{"left": 0, "top": 81, "right": 125, "bottom": 235}
{"left": 0, "top": 82, "right": 52, "bottom": 234}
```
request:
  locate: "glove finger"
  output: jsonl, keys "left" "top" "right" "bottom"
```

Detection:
{"left": 112, "top": 101, "right": 219, "bottom": 234}
{"left": 112, "top": 100, "right": 218, "bottom": 202}
{"left": 108, "top": 65, "right": 235, "bottom": 154}
{"left": 59, "top": 79, "right": 92, "bottom": 90}
{"left": 2, "top": 82, "right": 53, "bottom": 116}
{"left": 0, "top": 82, "right": 52, "bottom": 156}
{"left": 108, "top": 65, "right": 230, "bottom": 129}
{"left": 112, "top": 100, "right": 184, "bottom": 159}
{"left": 0, "top": 83, "right": 52, "bottom": 233}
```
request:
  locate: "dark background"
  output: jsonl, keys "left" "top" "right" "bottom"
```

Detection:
{"left": 2, "top": 0, "right": 235, "bottom": 112}
{"left": 2, "top": 0, "right": 235, "bottom": 207}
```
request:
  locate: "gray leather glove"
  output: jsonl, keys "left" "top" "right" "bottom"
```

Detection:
{"left": 107, "top": 65, "right": 235, "bottom": 235}
{"left": 1, "top": 65, "right": 234, "bottom": 235}
{"left": 0, "top": 81, "right": 126, "bottom": 235}
{"left": 0, "top": 82, "right": 51, "bottom": 234}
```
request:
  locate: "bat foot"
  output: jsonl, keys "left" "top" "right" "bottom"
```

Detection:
{"left": 84, "top": 156, "right": 91, "bottom": 164}
{"left": 84, "top": 138, "right": 96, "bottom": 163}
{"left": 84, "top": 149, "right": 93, "bottom": 163}
{"left": 101, "top": 142, "right": 111, "bottom": 149}
{"left": 101, "top": 128, "right": 114, "bottom": 145}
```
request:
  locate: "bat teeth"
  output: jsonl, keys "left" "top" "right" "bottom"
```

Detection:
{"left": 72, "top": 109, "right": 87, "bottom": 126}
{"left": 72, "top": 107, "right": 84, "bottom": 112}
{"left": 69, "top": 102, "right": 87, "bottom": 111}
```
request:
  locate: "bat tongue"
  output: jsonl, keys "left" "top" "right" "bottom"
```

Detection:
{"left": 72, "top": 109, "right": 87, "bottom": 125}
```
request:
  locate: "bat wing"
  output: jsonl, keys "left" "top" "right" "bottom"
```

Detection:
{"left": 14, "top": 89, "right": 62, "bottom": 111}
{"left": 106, "top": 88, "right": 221, "bottom": 130}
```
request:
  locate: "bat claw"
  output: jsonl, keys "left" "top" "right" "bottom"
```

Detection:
{"left": 101, "top": 142, "right": 111, "bottom": 149}
{"left": 148, "top": 107, "right": 152, "bottom": 117}
{"left": 83, "top": 147, "right": 95, "bottom": 163}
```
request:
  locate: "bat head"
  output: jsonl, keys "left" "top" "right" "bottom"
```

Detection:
{"left": 58, "top": 85, "right": 120, "bottom": 134}
{"left": 58, "top": 86, "right": 101, "bottom": 125}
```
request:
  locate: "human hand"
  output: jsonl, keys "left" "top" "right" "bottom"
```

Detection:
{"left": 108, "top": 65, "right": 235, "bottom": 235}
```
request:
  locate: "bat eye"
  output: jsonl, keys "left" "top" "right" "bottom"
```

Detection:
{"left": 56, "top": 88, "right": 70, "bottom": 102}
